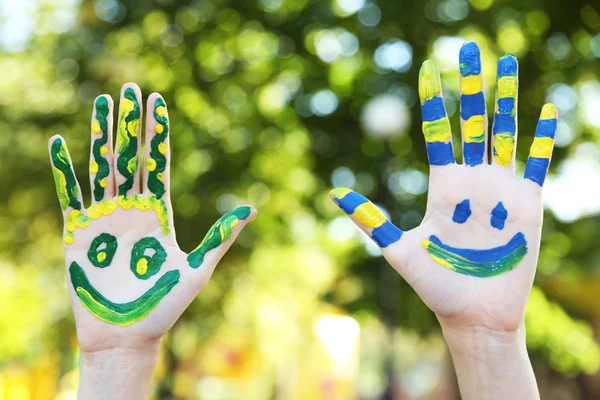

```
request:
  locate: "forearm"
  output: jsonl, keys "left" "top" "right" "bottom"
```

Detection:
{"left": 441, "top": 323, "right": 539, "bottom": 400}
{"left": 78, "top": 344, "right": 160, "bottom": 400}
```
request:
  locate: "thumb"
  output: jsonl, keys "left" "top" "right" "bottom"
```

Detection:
{"left": 187, "top": 205, "right": 256, "bottom": 270}
{"left": 329, "top": 188, "right": 403, "bottom": 248}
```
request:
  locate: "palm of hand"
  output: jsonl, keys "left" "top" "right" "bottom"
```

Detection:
{"left": 332, "top": 42, "right": 557, "bottom": 332}
{"left": 395, "top": 164, "right": 543, "bottom": 331}
{"left": 50, "top": 84, "right": 254, "bottom": 352}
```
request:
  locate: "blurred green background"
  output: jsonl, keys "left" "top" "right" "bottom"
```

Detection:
{"left": 1, "top": 0, "right": 600, "bottom": 398}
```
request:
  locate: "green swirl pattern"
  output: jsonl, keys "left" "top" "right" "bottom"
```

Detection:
{"left": 92, "top": 97, "right": 111, "bottom": 201}
{"left": 147, "top": 97, "right": 169, "bottom": 198}
{"left": 116, "top": 88, "right": 140, "bottom": 196}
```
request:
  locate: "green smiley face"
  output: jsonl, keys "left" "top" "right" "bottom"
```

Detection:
{"left": 69, "top": 234, "right": 180, "bottom": 327}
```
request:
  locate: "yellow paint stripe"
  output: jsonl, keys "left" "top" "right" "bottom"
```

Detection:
{"left": 464, "top": 115, "right": 485, "bottom": 143}
{"left": 352, "top": 202, "right": 386, "bottom": 229}
{"left": 419, "top": 60, "right": 442, "bottom": 103}
{"left": 530, "top": 137, "right": 554, "bottom": 158}
{"left": 494, "top": 133, "right": 515, "bottom": 166}
{"left": 423, "top": 118, "right": 452, "bottom": 142}
{"left": 496, "top": 76, "right": 517, "bottom": 99}
{"left": 461, "top": 75, "right": 482, "bottom": 95}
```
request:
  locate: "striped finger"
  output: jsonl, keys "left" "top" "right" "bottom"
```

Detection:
{"left": 459, "top": 42, "right": 487, "bottom": 166}
{"left": 143, "top": 93, "right": 170, "bottom": 200}
{"left": 89, "top": 95, "right": 115, "bottom": 202}
{"left": 114, "top": 83, "right": 142, "bottom": 198}
{"left": 524, "top": 104, "right": 557, "bottom": 186}
{"left": 419, "top": 60, "right": 455, "bottom": 166}
{"left": 329, "top": 188, "right": 403, "bottom": 248}
{"left": 492, "top": 55, "right": 518, "bottom": 168}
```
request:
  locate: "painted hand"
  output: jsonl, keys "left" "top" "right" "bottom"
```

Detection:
{"left": 49, "top": 83, "right": 256, "bottom": 352}
{"left": 331, "top": 42, "right": 557, "bottom": 333}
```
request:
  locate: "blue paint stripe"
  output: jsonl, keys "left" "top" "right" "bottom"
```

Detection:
{"left": 459, "top": 42, "right": 481, "bottom": 76}
{"left": 421, "top": 97, "right": 446, "bottom": 122}
{"left": 464, "top": 142, "right": 485, "bottom": 166}
{"left": 524, "top": 157, "right": 550, "bottom": 186}
{"left": 452, "top": 200, "right": 471, "bottom": 224}
{"left": 497, "top": 55, "right": 517, "bottom": 76}
{"left": 490, "top": 202, "right": 508, "bottom": 230}
{"left": 426, "top": 141, "right": 454, "bottom": 165}
{"left": 493, "top": 113, "right": 516, "bottom": 134}
{"left": 335, "top": 191, "right": 369, "bottom": 214}
{"left": 372, "top": 220, "right": 403, "bottom": 248}
{"left": 460, "top": 92, "right": 485, "bottom": 120}
{"left": 535, "top": 118, "right": 557, "bottom": 139}
{"left": 429, "top": 232, "right": 526, "bottom": 262}
{"left": 497, "top": 98, "right": 515, "bottom": 115}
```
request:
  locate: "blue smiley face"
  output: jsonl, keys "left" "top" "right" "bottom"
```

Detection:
{"left": 421, "top": 199, "right": 528, "bottom": 277}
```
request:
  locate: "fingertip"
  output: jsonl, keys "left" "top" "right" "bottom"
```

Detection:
{"left": 329, "top": 187, "right": 353, "bottom": 200}
{"left": 541, "top": 103, "right": 558, "bottom": 120}
{"left": 498, "top": 54, "right": 518, "bottom": 75}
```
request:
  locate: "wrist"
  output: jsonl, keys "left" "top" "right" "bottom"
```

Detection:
{"left": 79, "top": 343, "right": 161, "bottom": 400}
{"left": 440, "top": 322, "right": 539, "bottom": 400}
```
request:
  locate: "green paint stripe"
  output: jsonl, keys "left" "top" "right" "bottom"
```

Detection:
{"left": 51, "top": 138, "right": 81, "bottom": 211}
{"left": 148, "top": 98, "right": 169, "bottom": 199}
{"left": 187, "top": 206, "right": 252, "bottom": 269}
{"left": 116, "top": 88, "right": 140, "bottom": 196}
{"left": 69, "top": 262, "right": 179, "bottom": 326}
{"left": 424, "top": 240, "right": 528, "bottom": 278}
{"left": 92, "top": 97, "right": 111, "bottom": 201}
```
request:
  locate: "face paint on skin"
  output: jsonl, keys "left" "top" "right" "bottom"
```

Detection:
{"left": 422, "top": 232, "right": 528, "bottom": 278}
{"left": 187, "top": 206, "right": 252, "bottom": 268}
{"left": 147, "top": 98, "right": 169, "bottom": 198}
{"left": 130, "top": 237, "right": 167, "bottom": 280}
{"left": 329, "top": 188, "right": 403, "bottom": 247}
{"left": 459, "top": 42, "right": 486, "bottom": 166}
{"left": 452, "top": 199, "right": 471, "bottom": 224}
{"left": 116, "top": 88, "right": 141, "bottom": 196}
{"left": 91, "top": 97, "right": 111, "bottom": 201}
{"left": 419, "top": 61, "right": 455, "bottom": 166}
{"left": 63, "top": 195, "right": 170, "bottom": 245}
{"left": 492, "top": 55, "right": 518, "bottom": 166}
{"left": 490, "top": 202, "right": 508, "bottom": 230}
{"left": 69, "top": 262, "right": 179, "bottom": 326}
{"left": 88, "top": 233, "right": 118, "bottom": 268}
{"left": 524, "top": 104, "right": 557, "bottom": 186}
{"left": 51, "top": 139, "right": 81, "bottom": 211}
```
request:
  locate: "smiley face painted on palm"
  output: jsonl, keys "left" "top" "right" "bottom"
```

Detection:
{"left": 421, "top": 200, "right": 528, "bottom": 278}
{"left": 50, "top": 86, "right": 252, "bottom": 326}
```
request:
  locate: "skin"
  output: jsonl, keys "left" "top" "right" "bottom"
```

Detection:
{"left": 332, "top": 42, "right": 557, "bottom": 400}
{"left": 49, "top": 83, "right": 256, "bottom": 399}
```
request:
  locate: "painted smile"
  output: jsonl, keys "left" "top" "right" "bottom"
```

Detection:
{"left": 69, "top": 262, "right": 180, "bottom": 326}
{"left": 422, "top": 232, "right": 528, "bottom": 278}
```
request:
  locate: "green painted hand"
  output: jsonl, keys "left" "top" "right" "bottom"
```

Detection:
{"left": 49, "top": 83, "right": 255, "bottom": 352}
{"left": 331, "top": 42, "right": 557, "bottom": 334}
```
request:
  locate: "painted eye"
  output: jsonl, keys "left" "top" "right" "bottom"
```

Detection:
{"left": 490, "top": 202, "right": 508, "bottom": 230}
{"left": 130, "top": 237, "right": 167, "bottom": 280}
{"left": 452, "top": 199, "right": 471, "bottom": 224}
{"left": 88, "top": 233, "right": 118, "bottom": 268}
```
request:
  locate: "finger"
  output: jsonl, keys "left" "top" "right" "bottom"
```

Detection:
{"left": 143, "top": 93, "right": 170, "bottom": 200}
{"left": 524, "top": 104, "right": 558, "bottom": 186}
{"left": 491, "top": 54, "right": 518, "bottom": 169}
{"left": 114, "top": 83, "right": 143, "bottom": 198}
{"left": 459, "top": 42, "right": 487, "bottom": 166}
{"left": 49, "top": 135, "right": 88, "bottom": 245}
{"left": 419, "top": 60, "right": 455, "bottom": 166}
{"left": 329, "top": 188, "right": 403, "bottom": 248}
{"left": 89, "top": 95, "right": 115, "bottom": 202}
{"left": 187, "top": 206, "right": 256, "bottom": 270}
